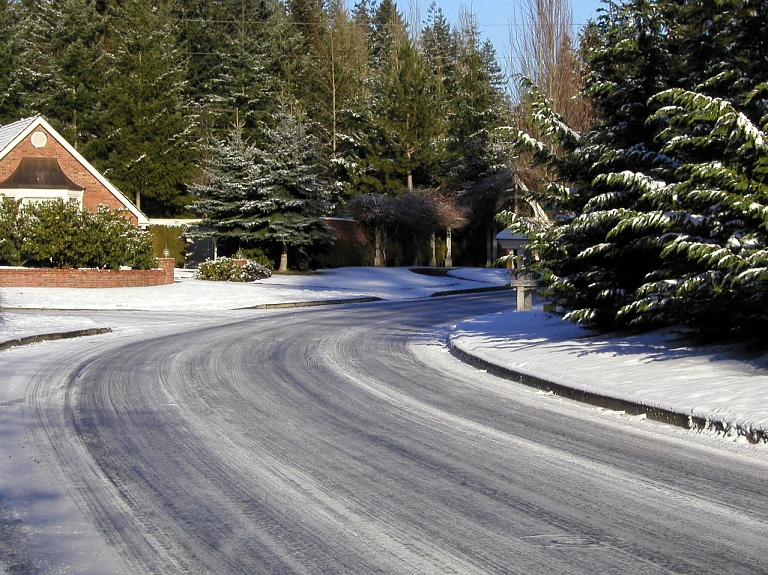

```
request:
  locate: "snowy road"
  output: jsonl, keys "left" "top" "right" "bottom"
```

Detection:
{"left": 3, "top": 293, "right": 768, "bottom": 573}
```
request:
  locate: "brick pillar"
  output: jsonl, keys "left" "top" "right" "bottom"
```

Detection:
{"left": 157, "top": 258, "right": 176, "bottom": 284}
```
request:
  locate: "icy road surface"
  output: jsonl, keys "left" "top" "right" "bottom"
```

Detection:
{"left": 1, "top": 293, "right": 767, "bottom": 573}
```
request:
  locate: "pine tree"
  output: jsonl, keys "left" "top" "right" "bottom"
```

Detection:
{"left": 354, "top": 2, "right": 441, "bottom": 196}
{"left": 0, "top": 0, "right": 23, "bottom": 122}
{"left": 16, "top": 0, "right": 111, "bottom": 149}
{"left": 420, "top": 2, "right": 455, "bottom": 182}
{"left": 499, "top": 0, "right": 682, "bottom": 330}
{"left": 289, "top": 0, "right": 370, "bottom": 205}
{"left": 174, "top": 0, "right": 290, "bottom": 143}
{"left": 89, "top": 0, "right": 193, "bottom": 217}
{"left": 250, "top": 104, "right": 333, "bottom": 271}
{"left": 446, "top": 9, "right": 507, "bottom": 183}
{"left": 191, "top": 120, "right": 263, "bottom": 255}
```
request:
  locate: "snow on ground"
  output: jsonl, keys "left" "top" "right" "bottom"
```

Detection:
{"left": 3, "top": 265, "right": 768, "bottom": 440}
{"left": 1, "top": 266, "right": 509, "bottom": 313}
{"left": 449, "top": 309, "right": 768, "bottom": 435}
{"left": 0, "top": 267, "right": 509, "bottom": 339}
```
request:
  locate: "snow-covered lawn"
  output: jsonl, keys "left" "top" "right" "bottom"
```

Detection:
{"left": 2, "top": 265, "right": 768, "bottom": 441}
{"left": 0, "top": 267, "right": 510, "bottom": 339}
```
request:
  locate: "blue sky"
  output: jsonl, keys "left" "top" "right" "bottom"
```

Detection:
{"left": 346, "top": 1, "right": 605, "bottom": 72}
{"left": 418, "top": 0, "right": 604, "bottom": 66}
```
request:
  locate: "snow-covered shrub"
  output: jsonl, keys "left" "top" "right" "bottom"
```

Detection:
{"left": 195, "top": 257, "right": 272, "bottom": 281}
{"left": 240, "top": 260, "right": 272, "bottom": 281}
{"left": 239, "top": 247, "right": 274, "bottom": 271}
{"left": 195, "top": 257, "right": 242, "bottom": 281}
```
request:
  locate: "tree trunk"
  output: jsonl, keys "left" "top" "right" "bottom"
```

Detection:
{"left": 374, "top": 228, "right": 384, "bottom": 267}
{"left": 445, "top": 228, "right": 452, "bottom": 267}
{"left": 486, "top": 226, "right": 493, "bottom": 268}
{"left": 279, "top": 244, "right": 288, "bottom": 271}
{"left": 430, "top": 232, "right": 436, "bottom": 267}
{"left": 491, "top": 223, "right": 498, "bottom": 266}
{"left": 135, "top": 189, "right": 141, "bottom": 210}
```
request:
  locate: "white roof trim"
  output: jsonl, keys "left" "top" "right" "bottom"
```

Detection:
{"left": 0, "top": 116, "right": 149, "bottom": 226}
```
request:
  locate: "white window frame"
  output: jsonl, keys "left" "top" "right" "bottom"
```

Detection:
{"left": 0, "top": 188, "right": 83, "bottom": 208}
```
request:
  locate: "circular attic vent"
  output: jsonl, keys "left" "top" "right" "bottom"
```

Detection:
{"left": 31, "top": 131, "right": 48, "bottom": 148}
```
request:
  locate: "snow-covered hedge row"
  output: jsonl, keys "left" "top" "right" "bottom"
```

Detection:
{"left": 195, "top": 257, "right": 272, "bottom": 282}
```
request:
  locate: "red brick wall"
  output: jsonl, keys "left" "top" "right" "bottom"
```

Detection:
{"left": 0, "top": 258, "right": 175, "bottom": 288}
{"left": 0, "top": 126, "right": 139, "bottom": 226}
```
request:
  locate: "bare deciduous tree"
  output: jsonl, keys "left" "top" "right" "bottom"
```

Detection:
{"left": 507, "top": 0, "right": 591, "bottom": 130}
{"left": 504, "top": 0, "right": 593, "bottom": 223}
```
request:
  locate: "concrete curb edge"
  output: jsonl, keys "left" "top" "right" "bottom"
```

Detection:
{"left": 237, "top": 296, "right": 384, "bottom": 310}
{"left": 448, "top": 339, "right": 768, "bottom": 444}
{"left": 0, "top": 327, "right": 112, "bottom": 352}
{"left": 430, "top": 285, "right": 512, "bottom": 297}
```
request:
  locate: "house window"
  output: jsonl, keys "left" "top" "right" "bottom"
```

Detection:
{"left": 31, "top": 131, "right": 48, "bottom": 148}
{"left": 21, "top": 197, "right": 52, "bottom": 206}
{"left": 68, "top": 192, "right": 83, "bottom": 208}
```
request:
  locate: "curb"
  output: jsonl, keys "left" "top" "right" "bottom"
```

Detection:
{"left": 237, "top": 297, "right": 384, "bottom": 310}
{"left": 0, "top": 327, "right": 112, "bottom": 352}
{"left": 430, "top": 285, "right": 512, "bottom": 298}
{"left": 448, "top": 339, "right": 768, "bottom": 444}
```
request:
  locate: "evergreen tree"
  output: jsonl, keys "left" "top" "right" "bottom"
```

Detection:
{"left": 499, "top": 0, "right": 682, "bottom": 330}
{"left": 420, "top": 2, "right": 455, "bottom": 181}
{"left": 618, "top": 89, "right": 768, "bottom": 338}
{"left": 250, "top": 105, "right": 333, "bottom": 271}
{"left": 225, "top": 0, "right": 292, "bottom": 137}
{"left": 289, "top": 0, "right": 370, "bottom": 205}
{"left": 0, "top": 0, "right": 23, "bottom": 122}
{"left": 89, "top": 0, "right": 193, "bottom": 216}
{"left": 174, "top": 0, "right": 290, "bottom": 143}
{"left": 353, "top": 1, "right": 441, "bottom": 197}
{"left": 367, "top": 0, "right": 402, "bottom": 71}
{"left": 16, "top": 0, "right": 111, "bottom": 149}
{"left": 446, "top": 9, "right": 507, "bottom": 183}
{"left": 371, "top": 33, "right": 439, "bottom": 192}
{"left": 500, "top": 0, "right": 768, "bottom": 341}
{"left": 191, "top": 120, "right": 263, "bottom": 255}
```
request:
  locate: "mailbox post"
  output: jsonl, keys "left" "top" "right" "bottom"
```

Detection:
{"left": 495, "top": 230, "right": 536, "bottom": 311}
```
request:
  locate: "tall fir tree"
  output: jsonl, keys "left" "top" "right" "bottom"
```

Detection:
{"left": 446, "top": 9, "right": 507, "bottom": 183}
{"left": 0, "top": 0, "right": 23, "bottom": 122}
{"left": 174, "top": 0, "right": 290, "bottom": 144}
{"left": 420, "top": 2, "right": 455, "bottom": 181}
{"left": 251, "top": 104, "right": 333, "bottom": 271}
{"left": 89, "top": 0, "right": 193, "bottom": 216}
{"left": 288, "top": 0, "right": 370, "bottom": 205}
{"left": 16, "top": 0, "right": 111, "bottom": 150}
{"left": 190, "top": 119, "right": 263, "bottom": 255}
{"left": 370, "top": 33, "right": 440, "bottom": 192}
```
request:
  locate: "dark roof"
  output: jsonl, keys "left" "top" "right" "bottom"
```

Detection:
{"left": 0, "top": 157, "right": 84, "bottom": 191}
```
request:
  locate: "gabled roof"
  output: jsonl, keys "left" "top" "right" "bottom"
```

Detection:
{"left": 0, "top": 115, "right": 149, "bottom": 226}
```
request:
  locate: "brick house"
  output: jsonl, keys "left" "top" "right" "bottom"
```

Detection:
{"left": 0, "top": 115, "right": 148, "bottom": 227}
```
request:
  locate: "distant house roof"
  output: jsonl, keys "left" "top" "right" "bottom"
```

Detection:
{"left": 0, "top": 157, "right": 84, "bottom": 190}
{"left": 495, "top": 229, "right": 527, "bottom": 241}
{"left": 0, "top": 115, "right": 148, "bottom": 226}
{"left": 0, "top": 116, "right": 37, "bottom": 151}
